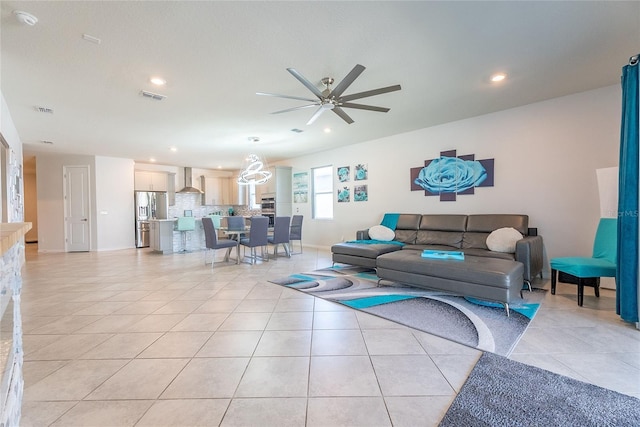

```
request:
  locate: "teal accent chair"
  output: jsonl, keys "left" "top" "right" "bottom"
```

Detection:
{"left": 550, "top": 218, "right": 617, "bottom": 306}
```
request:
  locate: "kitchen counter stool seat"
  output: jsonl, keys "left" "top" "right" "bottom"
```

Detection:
{"left": 176, "top": 217, "right": 196, "bottom": 252}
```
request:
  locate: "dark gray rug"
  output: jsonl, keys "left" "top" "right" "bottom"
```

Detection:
{"left": 270, "top": 265, "right": 543, "bottom": 356}
{"left": 439, "top": 352, "right": 640, "bottom": 426}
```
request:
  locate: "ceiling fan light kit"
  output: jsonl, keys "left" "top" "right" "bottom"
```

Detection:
{"left": 258, "top": 64, "right": 401, "bottom": 125}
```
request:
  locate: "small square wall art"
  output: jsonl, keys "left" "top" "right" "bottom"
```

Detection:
{"left": 337, "top": 166, "right": 350, "bottom": 182}
{"left": 354, "top": 163, "right": 368, "bottom": 181}
{"left": 337, "top": 186, "right": 350, "bottom": 202}
{"left": 354, "top": 185, "right": 368, "bottom": 202}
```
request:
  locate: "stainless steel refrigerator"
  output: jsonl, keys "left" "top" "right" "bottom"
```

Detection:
{"left": 135, "top": 191, "right": 168, "bottom": 248}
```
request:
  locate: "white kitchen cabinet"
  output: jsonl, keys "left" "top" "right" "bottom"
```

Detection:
{"left": 202, "top": 176, "right": 222, "bottom": 205}
{"left": 135, "top": 171, "right": 168, "bottom": 191}
{"left": 167, "top": 173, "right": 176, "bottom": 206}
{"left": 256, "top": 166, "right": 291, "bottom": 202}
{"left": 150, "top": 220, "right": 174, "bottom": 254}
{"left": 201, "top": 176, "right": 235, "bottom": 205}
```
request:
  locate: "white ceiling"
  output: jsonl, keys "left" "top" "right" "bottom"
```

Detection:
{"left": 2, "top": 1, "right": 639, "bottom": 170}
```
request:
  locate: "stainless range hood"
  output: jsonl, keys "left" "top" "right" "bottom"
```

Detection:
{"left": 178, "top": 167, "right": 204, "bottom": 194}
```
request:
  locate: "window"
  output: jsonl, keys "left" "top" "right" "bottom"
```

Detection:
{"left": 312, "top": 165, "right": 333, "bottom": 219}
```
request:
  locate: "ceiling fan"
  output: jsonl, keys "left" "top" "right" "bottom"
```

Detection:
{"left": 257, "top": 64, "right": 401, "bottom": 125}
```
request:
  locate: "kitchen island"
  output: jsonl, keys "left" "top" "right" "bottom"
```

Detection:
{"left": 149, "top": 217, "right": 251, "bottom": 254}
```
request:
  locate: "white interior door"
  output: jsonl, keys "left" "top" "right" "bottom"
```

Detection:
{"left": 64, "top": 165, "right": 90, "bottom": 252}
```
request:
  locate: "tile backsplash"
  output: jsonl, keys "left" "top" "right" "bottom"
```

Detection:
{"left": 168, "top": 193, "right": 260, "bottom": 218}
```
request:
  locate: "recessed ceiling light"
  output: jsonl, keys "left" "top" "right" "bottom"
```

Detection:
{"left": 169, "top": 146, "right": 177, "bottom": 152}
{"left": 150, "top": 77, "right": 166, "bottom": 86}
{"left": 13, "top": 10, "right": 38, "bottom": 26}
{"left": 149, "top": 158, "right": 156, "bottom": 162}
{"left": 324, "top": 127, "right": 331, "bottom": 133}
{"left": 491, "top": 73, "right": 507, "bottom": 83}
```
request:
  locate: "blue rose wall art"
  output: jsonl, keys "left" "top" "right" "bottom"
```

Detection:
{"left": 337, "top": 186, "right": 350, "bottom": 203}
{"left": 337, "top": 166, "right": 350, "bottom": 182}
{"left": 354, "top": 185, "right": 368, "bottom": 202}
{"left": 411, "top": 149, "right": 494, "bottom": 201}
{"left": 354, "top": 164, "right": 368, "bottom": 181}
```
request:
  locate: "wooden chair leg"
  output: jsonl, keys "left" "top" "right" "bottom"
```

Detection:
{"left": 594, "top": 277, "right": 600, "bottom": 298}
{"left": 551, "top": 269, "right": 557, "bottom": 295}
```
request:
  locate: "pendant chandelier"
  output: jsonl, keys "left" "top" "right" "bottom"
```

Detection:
{"left": 237, "top": 153, "right": 272, "bottom": 185}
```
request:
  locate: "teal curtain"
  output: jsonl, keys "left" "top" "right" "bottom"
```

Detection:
{"left": 617, "top": 55, "right": 639, "bottom": 323}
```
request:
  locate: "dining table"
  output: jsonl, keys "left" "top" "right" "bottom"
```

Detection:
{"left": 219, "top": 226, "right": 250, "bottom": 264}
{"left": 219, "top": 223, "right": 275, "bottom": 264}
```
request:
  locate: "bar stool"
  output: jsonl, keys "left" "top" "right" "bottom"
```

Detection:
{"left": 176, "top": 217, "right": 196, "bottom": 252}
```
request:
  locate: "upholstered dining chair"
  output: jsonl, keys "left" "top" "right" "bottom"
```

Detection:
{"left": 289, "top": 215, "right": 303, "bottom": 254}
{"left": 239, "top": 216, "right": 269, "bottom": 264}
{"left": 226, "top": 216, "right": 245, "bottom": 231}
{"left": 202, "top": 217, "right": 237, "bottom": 269}
{"left": 268, "top": 216, "right": 291, "bottom": 258}
{"left": 550, "top": 218, "right": 617, "bottom": 306}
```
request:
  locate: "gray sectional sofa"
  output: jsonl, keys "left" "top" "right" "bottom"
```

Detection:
{"left": 331, "top": 214, "right": 543, "bottom": 312}
{"left": 331, "top": 214, "right": 544, "bottom": 283}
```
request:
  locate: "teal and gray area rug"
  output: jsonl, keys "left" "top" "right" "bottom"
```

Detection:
{"left": 269, "top": 265, "right": 543, "bottom": 357}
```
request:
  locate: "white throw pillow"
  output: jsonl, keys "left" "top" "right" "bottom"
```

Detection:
{"left": 486, "top": 227, "right": 523, "bottom": 253}
{"left": 369, "top": 225, "right": 395, "bottom": 241}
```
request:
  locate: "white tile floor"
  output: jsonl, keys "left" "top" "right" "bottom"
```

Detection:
{"left": 18, "top": 244, "right": 640, "bottom": 426}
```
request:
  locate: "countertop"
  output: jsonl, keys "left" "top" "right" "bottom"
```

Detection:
{"left": 0, "top": 222, "right": 32, "bottom": 255}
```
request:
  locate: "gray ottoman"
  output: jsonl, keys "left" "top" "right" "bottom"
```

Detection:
{"left": 376, "top": 250, "right": 524, "bottom": 315}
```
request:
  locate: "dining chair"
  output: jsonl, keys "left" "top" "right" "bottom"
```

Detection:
{"left": 202, "top": 217, "right": 237, "bottom": 269}
{"left": 226, "top": 216, "right": 245, "bottom": 231}
{"left": 268, "top": 216, "right": 291, "bottom": 258}
{"left": 239, "top": 216, "right": 269, "bottom": 264}
{"left": 289, "top": 215, "right": 303, "bottom": 254}
{"left": 550, "top": 218, "right": 617, "bottom": 306}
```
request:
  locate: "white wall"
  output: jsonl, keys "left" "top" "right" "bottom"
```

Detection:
{"left": 1, "top": 93, "right": 23, "bottom": 222}
{"left": 95, "top": 156, "right": 135, "bottom": 251}
{"left": 36, "top": 154, "right": 137, "bottom": 252}
{"left": 286, "top": 85, "right": 621, "bottom": 274}
{"left": 35, "top": 153, "right": 97, "bottom": 252}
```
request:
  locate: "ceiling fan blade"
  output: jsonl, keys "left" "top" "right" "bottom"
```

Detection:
{"left": 271, "top": 104, "right": 319, "bottom": 114}
{"left": 332, "top": 107, "right": 354, "bottom": 124}
{"left": 287, "top": 68, "right": 324, "bottom": 99}
{"left": 256, "top": 92, "right": 317, "bottom": 102}
{"left": 330, "top": 64, "right": 366, "bottom": 98}
{"left": 306, "top": 106, "right": 326, "bottom": 125}
{"left": 341, "top": 102, "right": 390, "bottom": 113}
{"left": 339, "top": 84, "right": 402, "bottom": 102}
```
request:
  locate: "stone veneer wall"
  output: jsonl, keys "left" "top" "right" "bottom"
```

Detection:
{"left": 0, "top": 241, "right": 25, "bottom": 427}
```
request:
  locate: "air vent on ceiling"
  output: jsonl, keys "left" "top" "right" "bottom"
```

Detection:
{"left": 40, "top": 140, "right": 54, "bottom": 145}
{"left": 140, "top": 90, "right": 166, "bottom": 101}
{"left": 35, "top": 106, "right": 54, "bottom": 114}
{"left": 290, "top": 128, "right": 304, "bottom": 133}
